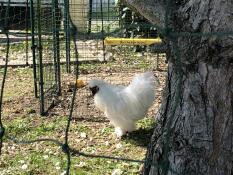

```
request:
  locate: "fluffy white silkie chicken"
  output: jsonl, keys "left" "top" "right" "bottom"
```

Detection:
{"left": 88, "top": 72, "right": 159, "bottom": 138}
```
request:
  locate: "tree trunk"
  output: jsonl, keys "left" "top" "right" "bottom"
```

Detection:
{"left": 124, "top": 0, "right": 233, "bottom": 174}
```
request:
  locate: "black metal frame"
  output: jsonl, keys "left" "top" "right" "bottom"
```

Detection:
{"left": 30, "top": 0, "right": 62, "bottom": 115}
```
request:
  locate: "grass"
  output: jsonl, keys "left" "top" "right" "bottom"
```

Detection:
{"left": 76, "top": 47, "right": 157, "bottom": 74}
{"left": 1, "top": 113, "right": 154, "bottom": 174}
{"left": 0, "top": 67, "right": 158, "bottom": 175}
{"left": 0, "top": 47, "right": 169, "bottom": 174}
{"left": 3, "top": 68, "right": 33, "bottom": 101}
{"left": 0, "top": 41, "right": 30, "bottom": 61}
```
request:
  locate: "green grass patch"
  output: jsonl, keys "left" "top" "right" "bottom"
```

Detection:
{"left": 0, "top": 62, "right": 162, "bottom": 174}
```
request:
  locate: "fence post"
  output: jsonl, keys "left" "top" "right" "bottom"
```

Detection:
{"left": 64, "top": 0, "right": 71, "bottom": 73}
{"left": 100, "top": 0, "right": 105, "bottom": 61}
{"left": 88, "top": 0, "right": 92, "bottom": 34}
{"left": 52, "top": 0, "right": 61, "bottom": 95}
{"left": 37, "top": 0, "right": 45, "bottom": 115}
{"left": 30, "top": 0, "right": 38, "bottom": 98}
{"left": 25, "top": 0, "right": 29, "bottom": 66}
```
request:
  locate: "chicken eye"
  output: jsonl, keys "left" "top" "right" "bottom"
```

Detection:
{"left": 89, "top": 86, "right": 99, "bottom": 95}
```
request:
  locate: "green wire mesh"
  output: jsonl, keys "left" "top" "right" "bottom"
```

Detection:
{"left": 0, "top": 1, "right": 30, "bottom": 66}
{"left": 31, "top": 0, "right": 63, "bottom": 114}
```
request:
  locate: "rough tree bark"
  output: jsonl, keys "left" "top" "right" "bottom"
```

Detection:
{"left": 123, "top": 0, "right": 233, "bottom": 175}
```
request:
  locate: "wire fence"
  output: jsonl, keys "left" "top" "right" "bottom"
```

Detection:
{"left": 0, "top": 0, "right": 233, "bottom": 174}
{"left": 31, "top": 0, "right": 63, "bottom": 114}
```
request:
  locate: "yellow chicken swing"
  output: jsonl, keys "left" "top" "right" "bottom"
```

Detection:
{"left": 104, "top": 37, "right": 162, "bottom": 46}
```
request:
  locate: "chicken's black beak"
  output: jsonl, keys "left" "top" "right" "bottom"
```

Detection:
{"left": 89, "top": 86, "right": 99, "bottom": 96}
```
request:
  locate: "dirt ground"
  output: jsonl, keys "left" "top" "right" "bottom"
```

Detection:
{"left": 0, "top": 51, "right": 167, "bottom": 174}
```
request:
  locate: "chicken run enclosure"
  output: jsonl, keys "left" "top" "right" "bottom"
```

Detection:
{"left": 0, "top": 0, "right": 165, "bottom": 115}
{"left": 0, "top": 0, "right": 166, "bottom": 173}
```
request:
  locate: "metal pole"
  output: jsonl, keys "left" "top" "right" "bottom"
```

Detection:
{"left": 100, "top": 0, "right": 105, "bottom": 61}
{"left": 25, "top": 0, "right": 29, "bottom": 66}
{"left": 0, "top": 0, "right": 10, "bottom": 155}
{"left": 88, "top": 0, "right": 92, "bottom": 34}
{"left": 30, "top": 0, "right": 38, "bottom": 98}
{"left": 64, "top": 0, "right": 71, "bottom": 73}
{"left": 55, "top": 0, "right": 61, "bottom": 95}
{"left": 37, "top": 0, "right": 45, "bottom": 115}
{"left": 52, "top": 0, "right": 58, "bottom": 88}
{"left": 107, "top": 0, "right": 109, "bottom": 21}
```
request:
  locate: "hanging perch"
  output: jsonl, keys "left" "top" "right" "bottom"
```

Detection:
{"left": 104, "top": 37, "right": 162, "bottom": 46}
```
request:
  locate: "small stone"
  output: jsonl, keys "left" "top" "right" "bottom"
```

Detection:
{"left": 137, "top": 52, "right": 144, "bottom": 57}
{"left": 43, "top": 155, "right": 49, "bottom": 160}
{"left": 105, "top": 67, "right": 111, "bottom": 72}
{"left": 105, "top": 141, "right": 110, "bottom": 146}
{"left": 112, "top": 169, "right": 123, "bottom": 175}
{"left": 80, "top": 132, "right": 87, "bottom": 138}
{"left": 21, "top": 164, "right": 28, "bottom": 170}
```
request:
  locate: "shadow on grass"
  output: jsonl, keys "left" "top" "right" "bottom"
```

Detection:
{"left": 72, "top": 116, "right": 109, "bottom": 123}
{"left": 122, "top": 127, "right": 154, "bottom": 147}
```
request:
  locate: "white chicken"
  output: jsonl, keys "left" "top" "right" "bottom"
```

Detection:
{"left": 88, "top": 72, "right": 159, "bottom": 138}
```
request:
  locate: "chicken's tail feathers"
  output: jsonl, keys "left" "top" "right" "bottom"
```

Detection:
{"left": 130, "top": 71, "right": 159, "bottom": 90}
{"left": 126, "top": 72, "right": 159, "bottom": 115}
